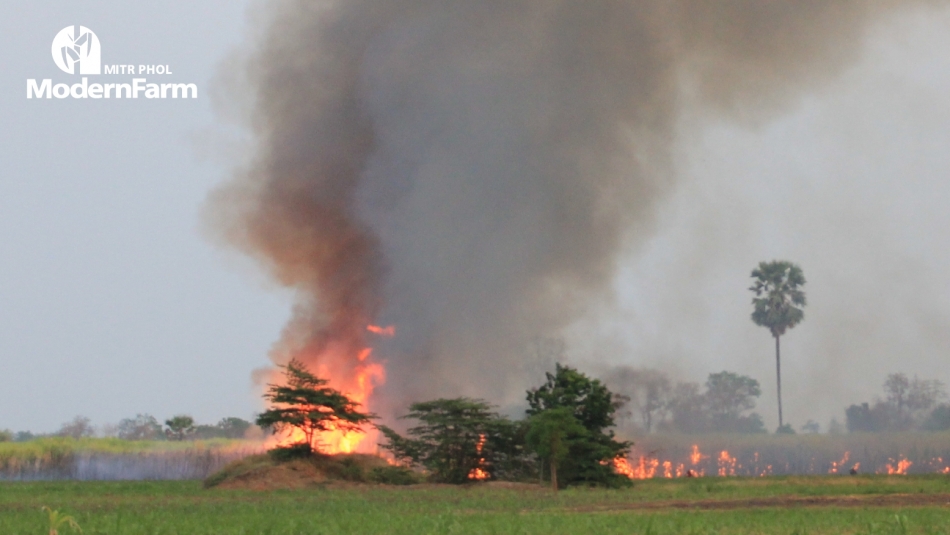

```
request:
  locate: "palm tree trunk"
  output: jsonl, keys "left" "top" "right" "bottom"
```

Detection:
{"left": 550, "top": 460, "right": 558, "bottom": 491}
{"left": 775, "top": 335, "right": 783, "bottom": 429}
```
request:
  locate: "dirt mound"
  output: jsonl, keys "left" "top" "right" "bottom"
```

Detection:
{"left": 204, "top": 452, "right": 418, "bottom": 490}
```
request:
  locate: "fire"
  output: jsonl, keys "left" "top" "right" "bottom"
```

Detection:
{"left": 467, "top": 434, "right": 490, "bottom": 480}
{"left": 690, "top": 444, "right": 704, "bottom": 465}
{"left": 829, "top": 451, "right": 850, "bottom": 474}
{"left": 265, "top": 325, "right": 390, "bottom": 455}
{"left": 717, "top": 450, "right": 737, "bottom": 476}
{"left": 885, "top": 457, "right": 913, "bottom": 475}
{"left": 607, "top": 445, "right": 950, "bottom": 480}
{"left": 366, "top": 324, "right": 395, "bottom": 336}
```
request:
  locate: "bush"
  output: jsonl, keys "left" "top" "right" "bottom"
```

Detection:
{"left": 368, "top": 466, "right": 420, "bottom": 485}
{"left": 266, "top": 443, "right": 313, "bottom": 462}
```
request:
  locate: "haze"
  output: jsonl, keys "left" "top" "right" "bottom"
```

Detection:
{"left": 1, "top": 2, "right": 949, "bottom": 433}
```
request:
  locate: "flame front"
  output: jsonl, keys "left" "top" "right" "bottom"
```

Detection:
{"left": 885, "top": 457, "right": 913, "bottom": 475}
{"left": 609, "top": 446, "right": 949, "bottom": 479}
{"left": 468, "top": 434, "right": 490, "bottom": 480}
{"left": 829, "top": 452, "right": 850, "bottom": 474}
{"left": 266, "top": 325, "right": 393, "bottom": 454}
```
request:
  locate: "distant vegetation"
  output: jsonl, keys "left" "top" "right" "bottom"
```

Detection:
{"left": 0, "top": 414, "right": 257, "bottom": 445}
{"left": 605, "top": 368, "right": 767, "bottom": 435}
{"left": 846, "top": 372, "right": 948, "bottom": 432}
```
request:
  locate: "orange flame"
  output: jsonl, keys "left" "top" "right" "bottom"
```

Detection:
{"left": 367, "top": 324, "right": 395, "bottom": 336}
{"left": 265, "top": 326, "right": 391, "bottom": 455}
{"left": 690, "top": 444, "right": 704, "bottom": 465}
{"left": 717, "top": 450, "right": 737, "bottom": 476}
{"left": 885, "top": 457, "right": 912, "bottom": 475}
{"left": 829, "top": 451, "right": 850, "bottom": 474}
{"left": 468, "top": 434, "right": 490, "bottom": 480}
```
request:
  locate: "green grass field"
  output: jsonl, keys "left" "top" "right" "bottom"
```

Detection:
{"left": 2, "top": 475, "right": 950, "bottom": 534}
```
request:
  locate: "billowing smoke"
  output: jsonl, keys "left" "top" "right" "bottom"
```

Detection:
{"left": 209, "top": 1, "right": 947, "bottom": 422}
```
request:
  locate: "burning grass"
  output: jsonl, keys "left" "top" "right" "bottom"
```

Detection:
{"left": 2, "top": 475, "right": 950, "bottom": 534}
{"left": 616, "top": 432, "right": 950, "bottom": 479}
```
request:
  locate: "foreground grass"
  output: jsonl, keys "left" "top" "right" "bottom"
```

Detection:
{"left": 1, "top": 475, "right": 949, "bottom": 534}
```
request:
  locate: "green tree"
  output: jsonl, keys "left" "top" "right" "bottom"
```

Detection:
{"left": 256, "top": 359, "right": 374, "bottom": 454}
{"left": 749, "top": 260, "right": 806, "bottom": 430}
{"left": 705, "top": 371, "right": 761, "bottom": 422}
{"left": 525, "top": 407, "right": 586, "bottom": 491}
{"left": 526, "top": 363, "right": 631, "bottom": 487}
{"left": 378, "top": 398, "right": 523, "bottom": 483}
{"left": 217, "top": 417, "right": 253, "bottom": 438}
{"left": 164, "top": 415, "right": 195, "bottom": 441}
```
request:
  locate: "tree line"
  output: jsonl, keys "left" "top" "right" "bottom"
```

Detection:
{"left": 846, "top": 373, "right": 949, "bottom": 432}
{"left": 0, "top": 414, "right": 255, "bottom": 443}
{"left": 258, "top": 360, "right": 632, "bottom": 490}
{"left": 606, "top": 368, "right": 769, "bottom": 435}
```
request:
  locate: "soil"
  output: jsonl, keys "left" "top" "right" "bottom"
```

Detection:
{"left": 214, "top": 459, "right": 329, "bottom": 491}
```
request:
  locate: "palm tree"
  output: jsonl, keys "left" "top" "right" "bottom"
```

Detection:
{"left": 749, "top": 260, "right": 806, "bottom": 430}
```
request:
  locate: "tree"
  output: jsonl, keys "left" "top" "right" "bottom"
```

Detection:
{"left": 526, "top": 364, "right": 631, "bottom": 487}
{"left": 116, "top": 414, "right": 163, "bottom": 441}
{"left": 705, "top": 372, "right": 761, "bottom": 420}
{"left": 847, "top": 373, "right": 947, "bottom": 432}
{"left": 845, "top": 402, "right": 892, "bottom": 432}
{"left": 665, "top": 381, "right": 707, "bottom": 433}
{"left": 905, "top": 376, "right": 946, "bottom": 417}
{"left": 883, "top": 373, "right": 911, "bottom": 421}
{"left": 750, "top": 260, "right": 806, "bottom": 430}
{"left": 256, "top": 359, "right": 374, "bottom": 454}
{"left": 0, "top": 429, "right": 12, "bottom": 442}
{"left": 607, "top": 367, "right": 671, "bottom": 433}
{"left": 164, "top": 415, "right": 195, "bottom": 441}
{"left": 378, "top": 398, "right": 524, "bottom": 483}
{"left": 217, "top": 417, "right": 253, "bottom": 438}
{"left": 525, "top": 407, "right": 587, "bottom": 491}
{"left": 662, "top": 373, "right": 765, "bottom": 434}
{"left": 56, "top": 416, "right": 94, "bottom": 439}
{"left": 922, "top": 404, "right": 950, "bottom": 431}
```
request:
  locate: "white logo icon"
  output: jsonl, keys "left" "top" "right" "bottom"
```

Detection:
{"left": 51, "top": 26, "right": 101, "bottom": 75}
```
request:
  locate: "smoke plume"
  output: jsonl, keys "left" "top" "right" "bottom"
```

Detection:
{"left": 209, "top": 1, "right": 947, "bottom": 421}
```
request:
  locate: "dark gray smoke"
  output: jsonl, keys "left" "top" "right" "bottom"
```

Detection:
{"left": 209, "top": 1, "right": 945, "bottom": 421}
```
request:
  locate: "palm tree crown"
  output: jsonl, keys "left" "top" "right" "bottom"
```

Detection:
{"left": 750, "top": 261, "right": 806, "bottom": 337}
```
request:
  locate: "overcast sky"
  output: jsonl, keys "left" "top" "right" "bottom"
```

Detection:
{"left": 0, "top": 1, "right": 287, "bottom": 432}
{"left": 2, "top": 3, "right": 949, "bottom": 433}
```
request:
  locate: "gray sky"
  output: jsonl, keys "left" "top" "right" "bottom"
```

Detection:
{"left": 572, "top": 7, "right": 950, "bottom": 430}
{"left": 2, "top": 3, "right": 949, "bottom": 433}
{"left": 0, "top": 1, "right": 288, "bottom": 432}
